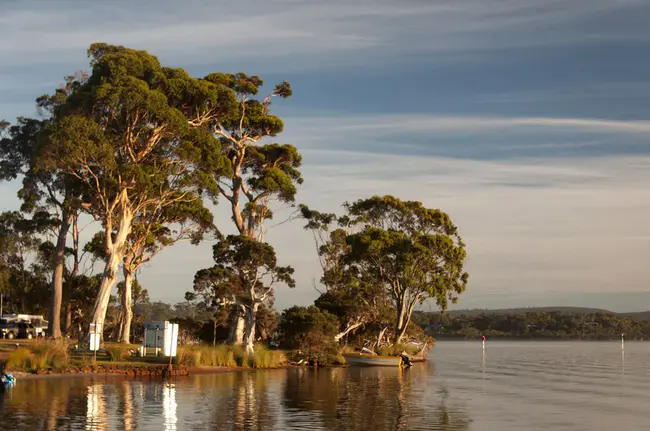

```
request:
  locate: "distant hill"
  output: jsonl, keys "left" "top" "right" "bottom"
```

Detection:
{"left": 443, "top": 306, "right": 612, "bottom": 317}
{"left": 426, "top": 306, "right": 650, "bottom": 320}
{"left": 620, "top": 311, "right": 650, "bottom": 321}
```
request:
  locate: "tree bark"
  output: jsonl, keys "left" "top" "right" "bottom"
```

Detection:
{"left": 64, "top": 303, "right": 73, "bottom": 334}
{"left": 120, "top": 265, "right": 134, "bottom": 344}
{"left": 334, "top": 320, "right": 364, "bottom": 342}
{"left": 48, "top": 209, "right": 73, "bottom": 339}
{"left": 88, "top": 207, "right": 133, "bottom": 342}
{"left": 243, "top": 302, "right": 259, "bottom": 354}
{"left": 375, "top": 326, "right": 389, "bottom": 350}
{"left": 227, "top": 304, "right": 246, "bottom": 345}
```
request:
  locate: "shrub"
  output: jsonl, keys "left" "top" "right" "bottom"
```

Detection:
{"left": 6, "top": 341, "right": 69, "bottom": 371}
{"left": 104, "top": 345, "right": 132, "bottom": 362}
{"left": 6, "top": 348, "right": 35, "bottom": 370}
{"left": 176, "top": 344, "right": 284, "bottom": 368}
{"left": 376, "top": 343, "right": 422, "bottom": 357}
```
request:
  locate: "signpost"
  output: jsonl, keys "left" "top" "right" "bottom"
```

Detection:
{"left": 89, "top": 323, "right": 102, "bottom": 362}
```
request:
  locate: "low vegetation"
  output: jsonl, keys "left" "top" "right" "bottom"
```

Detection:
{"left": 6, "top": 341, "right": 69, "bottom": 371}
{"left": 177, "top": 344, "right": 285, "bottom": 369}
{"left": 415, "top": 311, "right": 650, "bottom": 340}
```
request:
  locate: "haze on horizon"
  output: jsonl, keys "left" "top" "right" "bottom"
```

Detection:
{"left": 1, "top": 0, "right": 649, "bottom": 313}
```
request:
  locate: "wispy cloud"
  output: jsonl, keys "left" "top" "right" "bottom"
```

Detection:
{"left": 290, "top": 114, "right": 650, "bottom": 134}
{"left": 1, "top": 0, "right": 648, "bottom": 69}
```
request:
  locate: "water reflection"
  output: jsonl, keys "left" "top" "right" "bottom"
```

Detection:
{"left": 0, "top": 364, "right": 469, "bottom": 430}
{"left": 163, "top": 383, "right": 177, "bottom": 430}
{"left": 282, "top": 365, "right": 470, "bottom": 431}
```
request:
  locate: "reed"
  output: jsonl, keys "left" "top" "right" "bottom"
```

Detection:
{"left": 6, "top": 340, "right": 69, "bottom": 371}
{"left": 177, "top": 344, "right": 285, "bottom": 368}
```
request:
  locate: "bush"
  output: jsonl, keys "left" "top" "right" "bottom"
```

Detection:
{"left": 376, "top": 343, "right": 421, "bottom": 357}
{"left": 176, "top": 344, "right": 285, "bottom": 368}
{"left": 104, "top": 344, "right": 134, "bottom": 362}
{"left": 6, "top": 341, "right": 69, "bottom": 371}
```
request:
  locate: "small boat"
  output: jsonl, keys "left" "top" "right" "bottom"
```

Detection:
{"left": 343, "top": 352, "right": 405, "bottom": 367}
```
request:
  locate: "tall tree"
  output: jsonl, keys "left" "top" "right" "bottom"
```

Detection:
{"left": 0, "top": 75, "right": 88, "bottom": 338}
{"left": 115, "top": 201, "right": 214, "bottom": 343}
{"left": 304, "top": 196, "right": 468, "bottom": 344}
{"left": 191, "top": 235, "right": 294, "bottom": 352}
{"left": 202, "top": 73, "right": 300, "bottom": 344}
{"left": 38, "top": 44, "right": 231, "bottom": 336}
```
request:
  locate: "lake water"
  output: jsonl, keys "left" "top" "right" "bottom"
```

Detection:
{"left": 1, "top": 341, "right": 649, "bottom": 430}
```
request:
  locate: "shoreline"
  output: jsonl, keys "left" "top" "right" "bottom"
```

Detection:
{"left": 5, "top": 363, "right": 304, "bottom": 381}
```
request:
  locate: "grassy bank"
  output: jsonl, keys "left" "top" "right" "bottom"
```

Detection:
{"left": 177, "top": 344, "right": 286, "bottom": 369}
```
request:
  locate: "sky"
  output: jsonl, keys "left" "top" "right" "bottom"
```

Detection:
{"left": 1, "top": 0, "right": 649, "bottom": 312}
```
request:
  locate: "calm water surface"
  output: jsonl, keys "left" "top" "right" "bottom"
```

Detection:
{"left": 1, "top": 341, "right": 649, "bottom": 430}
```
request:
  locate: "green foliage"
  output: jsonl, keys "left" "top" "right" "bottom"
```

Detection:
{"left": 376, "top": 343, "right": 422, "bottom": 357}
{"left": 414, "top": 311, "right": 650, "bottom": 340}
{"left": 6, "top": 341, "right": 69, "bottom": 371}
{"left": 279, "top": 306, "right": 341, "bottom": 365}
{"left": 301, "top": 195, "right": 468, "bottom": 344}
{"left": 104, "top": 344, "right": 133, "bottom": 362}
{"left": 176, "top": 344, "right": 284, "bottom": 368}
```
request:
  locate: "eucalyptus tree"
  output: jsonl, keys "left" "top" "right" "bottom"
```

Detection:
{"left": 0, "top": 112, "right": 82, "bottom": 337}
{"left": 303, "top": 196, "right": 469, "bottom": 344}
{"left": 39, "top": 43, "right": 232, "bottom": 335}
{"left": 199, "top": 73, "right": 301, "bottom": 344}
{"left": 192, "top": 235, "right": 294, "bottom": 352}
{"left": 115, "top": 199, "right": 214, "bottom": 343}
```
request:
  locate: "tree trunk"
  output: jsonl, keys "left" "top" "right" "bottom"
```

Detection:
{"left": 243, "top": 302, "right": 259, "bottom": 354}
{"left": 49, "top": 209, "right": 73, "bottom": 339}
{"left": 227, "top": 304, "right": 245, "bottom": 345}
{"left": 120, "top": 265, "right": 134, "bottom": 344}
{"left": 375, "top": 326, "right": 389, "bottom": 350}
{"left": 213, "top": 319, "right": 217, "bottom": 347}
{"left": 394, "top": 296, "right": 408, "bottom": 343}
{"left": 334, "top": 320, "right": 364, "bottom": 342}
{"left": 88, "top": 209, "right": 133, "bottom": 341}
{"left": 64, "top": 303, "right": 73, "bottom": 334}
{"left": 113, "top": 310, "right": 124, "bottom": 342}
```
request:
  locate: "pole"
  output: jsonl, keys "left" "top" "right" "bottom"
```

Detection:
{"left": 621, "top": 333, "right": 625, "bottom": 351}
{"left": 0, "top": 292, "right": 3, "bottom": 317}
{"left": 482, "top": 335, "right": 486, "bottom": 352}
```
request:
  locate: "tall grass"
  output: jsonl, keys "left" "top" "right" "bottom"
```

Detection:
{"left": 104, "top": 344, "right": 134, "bottom": 362}
{"left": 6, "top": 341, "right": 69, "bottom": 371}
{"left": 177, "top": 344, "right": 285, "bottom": 368}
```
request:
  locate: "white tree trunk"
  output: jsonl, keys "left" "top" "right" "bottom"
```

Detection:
{"left": 243, "top": 302, "right": 259, "bottom": 354}
{"left": 89, "top": 209, "right": 133, "bottom": 341}
{"left": 120, "top": 267, "right": 134, "bottom": 344}
{"left": 334, "top": 320, "right": 364, "bottom": 342}
{"left": 227, "top": 304, "right": 246, "bottom": 345}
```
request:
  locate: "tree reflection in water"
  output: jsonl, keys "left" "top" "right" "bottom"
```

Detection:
{"left": 282, "top": 364, "right": 471, "bottom": 431}
{"left": 0, "top": 364, "right": 470, "bottom": 430}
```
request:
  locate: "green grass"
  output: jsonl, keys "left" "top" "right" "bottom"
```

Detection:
{"left": 6, "top": 340, "right": 69, "bottom": 371}
{"left": 177, "top": 344, "right": 285, "bottom": 368}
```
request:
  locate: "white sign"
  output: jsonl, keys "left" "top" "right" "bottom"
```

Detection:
{"left": 164, "top": 323, "right": 179, "bottom": 357}
{"left": 89, "top": 333, "right": 100, "bottom": 351}
{"left": 89, "top": 323, "right": 102, "bottom": 351}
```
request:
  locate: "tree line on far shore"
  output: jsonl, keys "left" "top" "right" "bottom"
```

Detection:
{"left": 414, "top": 310, "right": 650, "bottom": 340}
{"left": 0, "top": 43, "right": 468, "bottom": 357}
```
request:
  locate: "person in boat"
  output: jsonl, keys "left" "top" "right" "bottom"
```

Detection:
{"left": 0, "top": 366, "right": 15, "bottom": 391}
{"left": 399, "top": 353, "right": 412, "bottom": 367}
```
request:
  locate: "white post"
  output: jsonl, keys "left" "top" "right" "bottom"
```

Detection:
{"left": 482, "top": 335, "right": 486, "bottom": 352}
{"left": 621, "top": 333, "right": 625, "bottom": 351}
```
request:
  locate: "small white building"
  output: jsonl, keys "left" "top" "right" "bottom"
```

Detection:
{"left": 142, "top": 321, "right": 179, "bottom": 357}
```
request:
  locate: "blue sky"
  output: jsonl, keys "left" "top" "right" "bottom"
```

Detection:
{"left": 1, "top": 0, "right": 649, "bottom": 312}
